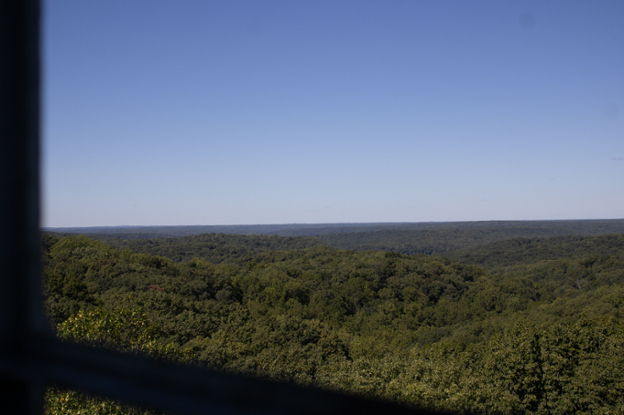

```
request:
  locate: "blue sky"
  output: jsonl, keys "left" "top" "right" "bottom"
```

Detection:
{"left": 43, "top": 1, "right": 623, "bottom": 227}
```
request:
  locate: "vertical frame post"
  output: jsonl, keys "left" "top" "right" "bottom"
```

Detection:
{"left": 0, "top": 0, "right": 44, "bottom": 413}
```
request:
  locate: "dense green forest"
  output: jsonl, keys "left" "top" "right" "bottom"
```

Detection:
{"left": 440, "top": 234, "right": 624, "bottom": 269}
{"left": 42, "top": 230, "right": 624, "bottom": 414}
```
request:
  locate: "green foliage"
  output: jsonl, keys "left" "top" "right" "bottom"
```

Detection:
{"left": 441, "top": 234, "right": 624, "bottom": 271}
{"left": 59, "top": 308, "right": 159, "bottom": 353}
{"left": 45, "top": 387, "right": 157, "bottom": 415}
{"left": 42, "top": 232, "right": 624, "bottom": 415}
{"left": 474, "top": 317, "right": 624, "bottom": 414}
{"left": 46, "top": 307, "right": 183, "bottom": 415}
{"left": 95, "top": 233, "right": 324, "bottom": 264}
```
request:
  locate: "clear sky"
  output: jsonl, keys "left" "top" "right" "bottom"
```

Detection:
{"left": 43, "top": 0, "right": 623, "bottom": 227}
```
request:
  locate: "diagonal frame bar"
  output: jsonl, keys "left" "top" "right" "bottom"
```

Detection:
{"left": 28, "top": 335, "right": 441, "bottom": 415}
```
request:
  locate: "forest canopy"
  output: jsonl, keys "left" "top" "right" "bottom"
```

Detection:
{"left": 42, "top": 225, "right": 624, "bottom": 415}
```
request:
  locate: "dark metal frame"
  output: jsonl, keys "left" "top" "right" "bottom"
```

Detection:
{"left": 0, "top": 2, "right": 440, "bottom": 414}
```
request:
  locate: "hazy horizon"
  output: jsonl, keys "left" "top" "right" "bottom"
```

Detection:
{"left": 44, "top": 217, "right": 624, "bottom": 231}
{"left": 44, "top": 1, "right": 623, "bottom": 227}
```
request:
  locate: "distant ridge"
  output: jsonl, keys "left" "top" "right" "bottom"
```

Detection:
{"left": 44, "top": 222, "right": 408, "bottom": 238}
{"left": 45, "top": 219, "right": 624, "bottom": 239}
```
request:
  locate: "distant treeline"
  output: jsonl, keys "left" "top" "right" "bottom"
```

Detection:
{"left": 44, "top": 218, "right": 624, "bottom": 239}
{"left": 44, "top": 222, "right": 398, "bottom": 238}
{"left": 49, "top": 220, "right": 624, "bottom": 265}
{"left": 319, "top": 226, "right": 585, "bottom": 255}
